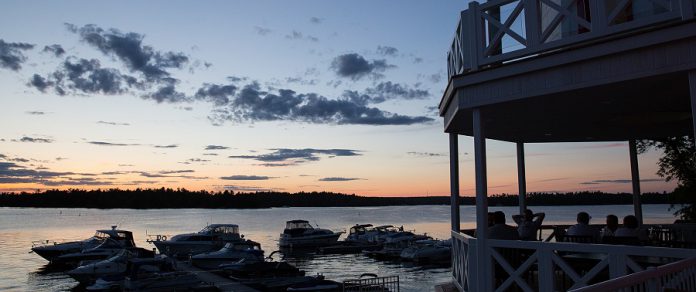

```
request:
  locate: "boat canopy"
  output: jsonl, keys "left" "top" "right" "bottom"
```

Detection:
{"left": 285, "top": 220, "right": 313, "bottom": 230}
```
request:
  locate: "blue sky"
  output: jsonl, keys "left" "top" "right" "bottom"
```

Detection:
{"left": 0, "top": 1, "right": 675, "bottom": 195}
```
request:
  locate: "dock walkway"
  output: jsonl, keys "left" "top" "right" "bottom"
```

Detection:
{"left": 175, "top": 260, "right": 259, "bottom": 292}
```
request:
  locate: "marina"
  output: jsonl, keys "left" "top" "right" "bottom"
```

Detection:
{"left": 0, "top": 204, "right": 679, "bottom": 291}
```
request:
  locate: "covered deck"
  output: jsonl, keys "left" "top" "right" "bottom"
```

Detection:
{"left": 440, "top": 0, "right": 696, "bottom": 290}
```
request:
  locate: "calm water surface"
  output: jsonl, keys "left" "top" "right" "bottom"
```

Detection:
{"left": 0, "top": 204, "right": 677, "bottom": 291}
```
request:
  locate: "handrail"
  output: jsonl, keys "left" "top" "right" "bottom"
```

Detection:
{"left": 568, "top": 257, "right": 696, "bottom": 291}
{"left": 447, "top": 0, "right": 695, "bottom": 78}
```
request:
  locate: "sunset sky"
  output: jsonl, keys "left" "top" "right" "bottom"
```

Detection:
{"left": 0, "top": 1, "right": 676, "bottom": 196}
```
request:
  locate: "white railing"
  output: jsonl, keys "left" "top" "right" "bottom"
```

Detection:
{"left": 447, "top": 0, "right": 696, "bottom": 78}
{"left": 451, "top": 231, "right": 696, "bottom": 292}
{"left": 452, "top": 231, "right": 477, "bottom": 292}
{"left": 569, "top": 257, "right": 696, "bottom": 292}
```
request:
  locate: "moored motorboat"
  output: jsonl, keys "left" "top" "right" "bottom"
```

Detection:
{"left": 67, "top": 250, "right": 174, "bottom": 285}
{"left": 364, "top": 231, "right": 431, "bottom": 260}
{"left": 31, "top": 226, "right": 124, "bottom": 262}
{"left": 279, "top": 220, "right": 342, "bottom": 248}
{"left": 399, "top": 239, "right": 451, "bottom": 264}
{"left": 149, "top": 223, "right": 243, "bottom": 257}
{"left": 191, "top": 239, "right": 264, "bottom": 270}
{"left": 52, "top": 229, "right": 152, "bottom": 266}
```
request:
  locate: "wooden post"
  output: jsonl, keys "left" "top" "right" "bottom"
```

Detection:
{"left": 450, "top": 133, "right": 461, "bottom": 232}
{"left": 690, "top": 71, "right": 696, "bottom": 141}
{"left": 517, "top": 142, "right": 527, "bottom": 215}
{"left": 473, "top": 108, "right": 491, "bottom": 291}
{"left": 629, "top": 140, "right": 643, "bottom": 225}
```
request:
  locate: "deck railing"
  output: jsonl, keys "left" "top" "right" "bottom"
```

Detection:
{"left": 447, "top": 0, "right": 696, "bottom": 78}
{"left": 568, "top": 257, "right": 696, "bottom": 291}
{"left": 451, "top": 230, "right": 696, "bottom": 292}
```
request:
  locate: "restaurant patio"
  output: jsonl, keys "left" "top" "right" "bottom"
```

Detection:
{"left": 440, "top": 0, "right": 696, "bottom": 290}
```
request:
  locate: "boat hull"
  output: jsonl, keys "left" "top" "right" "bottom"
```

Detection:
{"left": 279, "top": 233, "right": 341, "bottom": 248}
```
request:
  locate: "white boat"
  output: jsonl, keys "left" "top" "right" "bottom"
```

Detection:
{"left": 31, "top": 226, "right": 123, "bottom": 262}
{"left": 67, "top": 249, "right": 130, "bottom": 284}
{"left": 399, "top": 239, "right": 451, "bottom": 264}
{"left": 68, "top": 250, "right": 174, "bottom": 285}
{"left": 364, "top": 231, "right": 431, "bottom": 260}
{"left": 53, "top": 228, "right": 149, "bottom": 265}
{"left": 149, "top": 223, "right": 242, "bottom": 257}
{"left": 279, "top": 220, "right": 342, "bottom": 248}
{"left": 191, "top": 240, "right": 264, "bottom": 270}
{"left": 346, "top": 224, "right": 376, "bottom": 242}
{"left": 369, "top": 225, "right": 403, "bottom": 243}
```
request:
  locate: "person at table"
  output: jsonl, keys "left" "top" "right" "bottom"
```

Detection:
{"left": 513, "top": 209, "right": 545, "bottom": 240}
{"left": 488, "top": 211, "right": 520, "bottom": 240}
{"left": 615, "top": 215, "right": 648, "bottom": 241}
{"left": 600, "top": 214, "right": 619, "bottom": 240}
{"left": 565, "top": 211, "right": 599, "bottom": 242}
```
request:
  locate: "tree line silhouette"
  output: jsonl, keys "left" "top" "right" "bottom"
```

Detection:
{"left": 0, "top": 188, "right": 671, "bottom": 209}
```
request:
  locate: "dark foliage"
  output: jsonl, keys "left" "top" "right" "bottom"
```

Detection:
{"left": 638, "top": 137, "right": 696, "bottom": 221}
{"left": 0, "top": 188, "right": 669, "bottom": 209}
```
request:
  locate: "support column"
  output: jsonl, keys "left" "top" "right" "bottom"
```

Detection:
{"left": 450, "top": 133, "right": 461, "bottom": 232}
{"left": 690, "top": 71, "right": 696, "bottom": 140}
{"left": 473, "top": 108, "right": 491, "bottom": 291}
{"left": 517, "top": 142, "right": 527, "bottom": 215}
{"left": 629, "top": 140, "right": 643, "bottom": 225}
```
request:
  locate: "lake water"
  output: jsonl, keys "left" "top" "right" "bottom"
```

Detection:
{"left": 0, "top": 204, "right": 678, "bottom": 291}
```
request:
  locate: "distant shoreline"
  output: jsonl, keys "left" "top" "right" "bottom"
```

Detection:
{"left": 0, "top": 188, "right": 672, "bottom": 209}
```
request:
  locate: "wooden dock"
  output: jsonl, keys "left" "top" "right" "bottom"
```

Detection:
{"left": 175, "top": 260, "right": 259, "bottom": 292}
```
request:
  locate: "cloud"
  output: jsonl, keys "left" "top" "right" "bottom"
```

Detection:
{"left": 330, "top": 53, "right": 394, "bottom": 80}
{"left": 158, "top": 170, "right": 194, "bottom": 174}
{"left": 0, "top": 39, "right": 34, "bottom": 71}
{"left": 205, "top": 145, "right": 229, "bottom": 150}
{"left": 195, "top": 83, "right": 237, "bottom": 106}
{"left": 376, "top": 46, "right": 398, "bottom": 56}
{"left": 220, "top": 175, "right": 274, "bottom": 180}
{"left": 253, "top": 26, "right": 272, "bottom": 36}
{"left": 285, "top": 31, "right": 319, "bottom": 42}
{"left": 138, "top": 169, "right": 205, "bottom": 179}
{"left": 413, "top": 57, "right": 423, "bottom": 63}
{"left": 41, "top": 177, "right": 114, "bottom": 186}
{"left": 318, "top": 177, "right": 363, "bottom": 181}
{"left": 310, "top": 17, "right": 323, "bottom": 24}
{"left": 229, "top": 148, "right": 360, "bottom": 165}
{"left": 223, "top": 185, "right": 278, "bottom": 192}
{"left": 211, "top": 83, "right": 433, "bottom": 125}
{"left": 19, "top": 136, "right": 53, "bottom": 143}
{"left": 149, "top": 84, "right": 188, "bottom": 103}
{"left": 97, "top": 120, "right": 130, "bottom": 126}
{"left": 346, "top": 81, "right": 430, "bottom": 104}
{"left": 26, "top": 111, "right": 48, "bottom": 115}
{"left": 0, "top": 161, "right": 74, "bottom": 184}
{"left": 186, "top": 158, "right": 210, "bottom": 162}
{"left": 202, "top": 153, "right": 218, "bottom": 156}
{"left": 88, "top": 141, "right": 139, "bottom": 146}
{"left": 66, "top": 23, "right": 189, "bottom": 82}
{"left": 580, "top": 178, "right": 664, "bottom": 185}
{"left": 42, "top": 44, "right": 66, "bottom": 57}
{"left": 29, "top": 57, "right": 131, "bottom": 95}
{"left": 407, "top": 151, "right": 445, "bottom": 157}
{"left": 154, "top": 144, "right": 178, "bottom": 148}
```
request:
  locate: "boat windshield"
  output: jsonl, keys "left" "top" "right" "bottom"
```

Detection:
{"left": 286, "top": 221, "right": 313, "bottom": 229}
{"left": 201, "top": 225, "right": 239, "bottom": 234}
{"left": 93, "top": 231, "right": 111, "bottom": 239}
